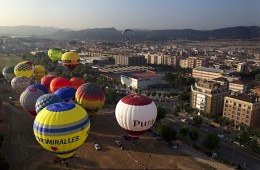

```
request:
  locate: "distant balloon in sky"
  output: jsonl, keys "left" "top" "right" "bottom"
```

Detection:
{"left": 33, "top": 102, "right": 90, "bottom": 158}
{"left": 115, "top": 94, "right": 157, "bottom": 140}
{"left": 48, "top": 48, "right": 62, "bottom": 62}
{"left": 61, "top": 52, "right": 80, "bottom": 71}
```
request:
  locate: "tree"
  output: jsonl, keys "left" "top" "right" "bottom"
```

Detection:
{"left": 189, "top": 129, "right": 199, "bottom": 145}
{"left": 179, "top": 125, "right": 189, "bottom": 138}
{"left": 203, "top": 133, "right": 221, "bottom": 151}
{"left": 158, "top": 92, "right": 162, "bottom": 97}
{"left": 156, "top": 105, "right": 167, "bottom": 122}
{"left": 151, "top": 91, "right": 157, "bottom": 97}
{"left": 145, "top": 91, "right": 151, "bottom": 96}
{"left": 255, "top": 73, "right": 260, "bottom": 81}
{"left": 163, "top": 93, "right": 167, "bottom": 98}
{"left": 158, "top": 123, "right": 177, "bottom": 142}
{"left": 193, "top": 115, "right": 203, "bottom": 127}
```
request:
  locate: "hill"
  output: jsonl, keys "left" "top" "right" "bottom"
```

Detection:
{"left": 1, "top": 25, "right": 259, "bottom": 40}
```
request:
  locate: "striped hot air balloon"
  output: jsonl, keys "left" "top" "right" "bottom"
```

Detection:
{"left": 115, "top": 94, "right": 157, "bottom": 141}
{"left": 33, "top": 102, "right": 90, "bottom": 158}
{"left": 20, "top": 88, "right": 45, "bottom": 117}
{"left": 75, "top": 83, "right": 105, "bottom": 117}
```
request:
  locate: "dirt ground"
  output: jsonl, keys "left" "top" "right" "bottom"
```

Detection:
{"left": 0, "top": 81, "right": 231, "bottom": 170}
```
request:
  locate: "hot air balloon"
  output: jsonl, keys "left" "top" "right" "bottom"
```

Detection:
{"left": 21, "top": 61, "right": 35, "bottom": 72}
{"left": 61, "top": 52, "right": 80, "bottom": 71}
{"left": 115, "top": 94, "right": 157, "bottom": 140}
{"left": 50, "top": 77, "right": 71, "bottom": 93}
{"left": 20, "top": 88, "right": 45, "bottom": 117}
{"left": 33, "top": 102, "right": 90, "bottom": 158}
{"left": 75, "top": 83, "right": 105, "bottom": 117}
{"left": 11, "top": 76, "right": 31, "bottom": 94}
{"left": 41, "top": 75, "right": 57, "bottom": 92}
{"left": 54, "top": 87, "right": 76, "bottom": 102}
{"left": 48, "top": 48, "right": 62, "bottom": 62}
{"left": 35, "top": 94, "right": 63, "bottom": 114}
{"left": 26, "top": 84, "right": 49, "bottom": 94}
{"left": 69, "top": 77, "right": 85, "bottom": 89}
{"left": 34, "top": 65, "right": 46, "bottom": 81}
{"left": 2, "top": 66, "right": 15, "bottom": 81}
{"left": 14, "top": 61, "right": 34, "bottom": 78}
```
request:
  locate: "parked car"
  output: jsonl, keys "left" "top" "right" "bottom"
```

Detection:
{"left": 121, "top": 134, "right": 132, "bottom": 141}
{"left": 94, "top": 143, "right": 101, "bottom": 151}
{"left": 218, "top": 134, "right": 225, "bottom": 138}
{"left": 173, "top": 143, "right": 178, "bottom": 149}
{"left": 115, "top": 140, "right": 122, "bottom": 146}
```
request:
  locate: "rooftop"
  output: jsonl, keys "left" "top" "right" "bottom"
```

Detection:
{"left": 122, "top": 71, "right": 160, "bottom": 80}
{"left": 193, "top": 67, "right": 223, "bottom": 73}
{"left": 227, "top": 94, "right": 260, "bottom": 103}
{"left": 230, "top": 79, "right": 248, "bottom": 85}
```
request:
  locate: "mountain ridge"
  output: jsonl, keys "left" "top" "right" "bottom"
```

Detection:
{"left": 0, "top": 26, "right": 259, "bottom": 40}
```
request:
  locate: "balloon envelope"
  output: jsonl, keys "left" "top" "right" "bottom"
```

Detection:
{"left": 26, "top": 84, "right": 49, "bottom": 94}
{"left": 54, "top": 87, "right": 76, "bottom": 102}
{"left": 48, "top": 48, "right": 62, "bottom": 62}
{"left": 11, "top": 76, "right": 31, "bottom": 94}
{"left": 35, "top": 94, "right": 63, "bottom": 113}
{"left": 115, "top": 94, "right": 157, "bottom": 140}
{"left": 61, "top": 52, "right": 80, "bottom": 71}
{"left": 34, "top": 65, "right": 46, "bottom": 81}
{"left": 50, "top": 77, "right": 71, "bottom": 93}
{"left": 75, "top": 83, "right": 105, "bottom": 116}
{"left": 33, "top": 102, "right": 90, "bottom": 158}
{"left": 69, "top": 77, "right": 85, "bottom": 89}
{"left": 14, "top": 61, "right": 34, "bottom": 78}
{"left": 2, "top": 66, "right": 15, "bottom": 81}
{"left": 41, "top": 75, "right": 57, "bottom": 91}
{"left": 20, "top": 88, "right": 45, "bottom": 117}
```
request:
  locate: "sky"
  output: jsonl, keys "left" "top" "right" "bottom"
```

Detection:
{"left": 0, "top": 0, "right": 260, "bottom": 30}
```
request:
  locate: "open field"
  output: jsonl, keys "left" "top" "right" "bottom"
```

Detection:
{"left": 0, "top": 82, "right": 233, "bottom": 170}
{"left": 0, "top": 53, "right": 22, "bottom": 71}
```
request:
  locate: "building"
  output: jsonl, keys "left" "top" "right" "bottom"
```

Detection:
{"left": 192, "top": 67, "right": 224, "bottom": 81}
{"left": 113, "top": 54, "right": 146, "bottom": 66}
{"left": 191, "top": 80, "right": 231, "bottom": 115}
{"left": 229, "top": 79, "right": 248, "bottom": 94}
{"left": 237, "top": 62, "right": 247, "bottom": 73}
{"left": 211, "top": 77, "right": 228, "bottom": 86}
{"left": 121, "top": 71, "right": 166, "bottom": 90}
{"left": 180, "top": 56, "right": 209, "bottom": 68}
{"left": 223, "top": 94, "right": 260, "bottom": 128}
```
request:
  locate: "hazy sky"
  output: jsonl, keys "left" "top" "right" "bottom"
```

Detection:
{"left": 0, "top": 0, "right": 259, "bottom": 30}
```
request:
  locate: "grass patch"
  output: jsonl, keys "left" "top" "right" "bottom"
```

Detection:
{"left": 191, "top": 158, "right": 217, "bottom": 170}
{"left": 0, "top": 53, "right": 22, "bottom": 71}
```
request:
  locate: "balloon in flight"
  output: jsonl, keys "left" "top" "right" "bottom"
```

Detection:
{"left": 14, "top": 61, "right": 34, "bottom": 78}
{"left": 34, "top": 65, "right": 46, "bottom": 81}
{"left": 69, "top": 77, "right": 85, "bottom": 90}
{"left": 41, "top": 75, "right": 57, "bottom": 92}
{"left": 26, "top": 84, "right": 49, "bottom": 94}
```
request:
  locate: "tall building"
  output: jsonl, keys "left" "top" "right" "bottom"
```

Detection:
{"left": 191, "top": 80, "right": 231, "bottom": 115}
{"left": 223, "top": 94, "right": 260, "bottom": 128}
{"left": 113, "top": 54, "right": 146, "bottom": 66}
{"left": 237, "top": 62, "right": 247, "bottom": 73}
{"left": 192, "top": 67, "right": 224, "bottom": 81}
{"left": 180, "top": 56, "right": 208, "bottom": 68}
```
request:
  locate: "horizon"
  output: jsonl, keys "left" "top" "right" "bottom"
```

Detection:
{"left": 1, "top": 0, "right": 260, "bottom": 30}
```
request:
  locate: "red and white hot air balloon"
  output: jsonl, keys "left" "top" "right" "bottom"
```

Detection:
{"left": 115, "top": 94, "right": 157, "bottom": 141}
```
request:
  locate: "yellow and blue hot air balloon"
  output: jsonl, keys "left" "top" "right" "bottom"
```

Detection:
{"left": 14, "top": 61, "right": 33, "bottom": 78}
{"left": 61, "top": 52, "right": 80, "bottom": 71}
{"left": 33, "top": 102, "right": 90, "bottom": 158}
{"left": 48, "top": 48, "right": 62, "bottom": 62}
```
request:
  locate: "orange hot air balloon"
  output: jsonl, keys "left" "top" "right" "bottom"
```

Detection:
{"left": 69, "top": 77, "right": 85, "bottom": 89}
{"left": 41, "top": 75, "right": 57, "bottom": 91}
{"left": 50, "top": 77, "right": 71, "bottom": 93}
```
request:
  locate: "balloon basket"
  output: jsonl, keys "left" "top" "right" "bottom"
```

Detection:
{"left": 53, "top": 157, "right": 69, "bottom": 167}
